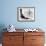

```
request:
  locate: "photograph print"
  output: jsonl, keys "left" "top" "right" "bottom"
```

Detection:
{"left": 17, "top": 7, "right": 35, "bottom": 22}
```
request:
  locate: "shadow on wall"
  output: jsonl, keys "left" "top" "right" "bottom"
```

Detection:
{"left": 0, "top": 24, "right": 7, "bottom": 43}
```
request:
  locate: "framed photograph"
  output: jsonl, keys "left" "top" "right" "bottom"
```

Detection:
{"left": 17, "top": 7, "right": 35, "bottom": 22}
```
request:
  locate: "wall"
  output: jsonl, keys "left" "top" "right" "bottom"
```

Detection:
{"left": 0, "top": 0, "right": 46, "bottom": 29}
{"left": 0, "top": 0, "right": 46, "bottom": 43}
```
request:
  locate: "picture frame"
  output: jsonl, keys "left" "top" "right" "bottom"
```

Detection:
{"left": 17, "top": 7, "right": 35, "bottom": 22}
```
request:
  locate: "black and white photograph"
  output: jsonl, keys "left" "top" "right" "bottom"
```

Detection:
{"left": 17, "top": 7, "right": 35, "bottom": 22}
